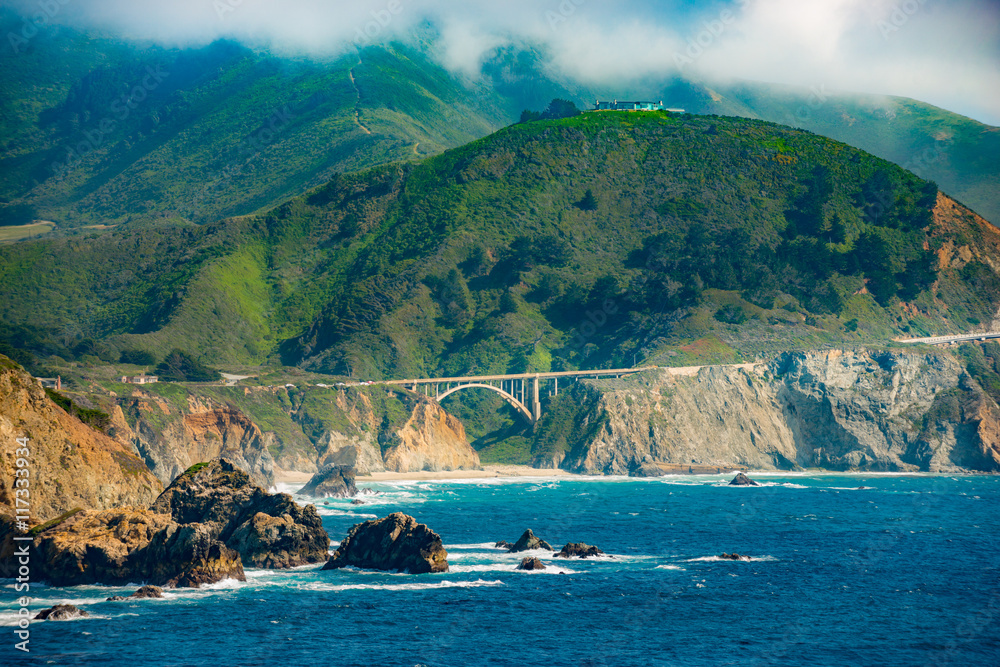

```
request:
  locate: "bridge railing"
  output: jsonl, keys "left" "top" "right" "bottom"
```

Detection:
{"left": 896, "top": 332, "right": 1000, "bottom": 345}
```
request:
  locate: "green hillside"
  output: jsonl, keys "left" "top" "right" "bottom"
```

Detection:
{"left": 659, "top": 79, "right": 1000, "bottom": 226}
{"left": 0, "top": 10, "right": 514, "bottom": 227}
{"left": 2, "top": 111, "right": 998, "bottom": 377}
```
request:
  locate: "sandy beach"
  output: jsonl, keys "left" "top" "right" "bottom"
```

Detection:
{"left": 274, "top": 465, "right": 573, "bottom": 485}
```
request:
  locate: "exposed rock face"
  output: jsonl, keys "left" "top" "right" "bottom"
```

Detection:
{"left": 729, "top": 473, "right": 759, "bottom": 486}
{"left": 382, "top": 402, "right": 480, "bottom": 473}
{"left": 314, "top": 433, "right": 385, "bottom": 476}
{"left": 507, "top": 529, "right": 553, "bottom": 553}
{"left": 322, "top": 512, "right": 448, "bottom": 574}
{"left": 150, "top": 459, "right": 329, "bottom": 568}
{"left": 557, "top": 349, "right": 1000, "bottom": 474}
{"left": 554, "top": 543, "right": 605, "bottom": 558}
{"left": 516, "top": 557, "right": 547, "bottom": 570}
{"left": 0, "top": 357, "right": 163, "bottom": 524}
{"left": 1, "top": 508, "right": 245, "bottom": 587}
{"left": 113, "top": 393, "right": 275, "bottom": 488}
{"left": 35, "top": 604, "right": 89, "bottom": 620}
{"left": 110, "top": 384, "right": 475, "bottom": 477}
{"left": 298, "top": 465, "right": 358, "bottom": 498}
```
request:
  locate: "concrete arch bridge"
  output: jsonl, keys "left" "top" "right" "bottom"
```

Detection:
{"left": 384, "top": 367, "right": 655, "bottom": 425}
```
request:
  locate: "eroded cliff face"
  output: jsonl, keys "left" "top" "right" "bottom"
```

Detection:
{"left": 112, "top": 393, "right": 274, "bottom": 488}
{"left": 561, "top": 349, "right": 1000, "bottom": 474}
{"left": 109, "top": 384, "right": 477, "bottom": 478}
{"left": 383, "top": 402, "right": 480, "bottom": 472}
{"left": 0, "top": 357, "right": 162, "bottom": 524}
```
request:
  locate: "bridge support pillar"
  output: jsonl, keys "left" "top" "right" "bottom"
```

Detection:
{"left": 532, "top": 375, "right": 541, "bottom": 423}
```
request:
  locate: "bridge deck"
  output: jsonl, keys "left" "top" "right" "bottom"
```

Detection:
{"left": 896, "top": 332, "right": 1000, "bottom": 345}
{"left": 384, "top": 366, "right": 658, "bottom": 385}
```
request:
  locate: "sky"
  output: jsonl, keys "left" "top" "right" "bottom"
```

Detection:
{"left": 7, "top": 0, "right": 1000, "bottom": 125}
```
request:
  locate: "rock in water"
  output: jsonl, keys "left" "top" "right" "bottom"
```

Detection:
{"left": 322, "top": 512, "right": 448, "bottom": 574}
{"left": 130, "top": 585, "right": 164, "bottom": 599}
{"left": 507, "top": 529, "right": 553, "bottom": 553}
{"left": 298, "top": 465, "right": 358, "bottom": 498}
{"left": 729, "top": 472, "right": 759, "bottom": 486}
{"left": 108, "top": 585, "right": 164, "bottom": 601}
{"left": 34, "top": 604, "right": 89, "bottom": 620}
{"left": 719, "top": 553, "right": 751, "bottom": 561}
{"left": 494, "top": 540, "right": 512, "bottom": 549}
{"left": 150, "top": 459, "right": 329, "bottom": 568}
{"left": 516, "top": 557, "right": 547, "bottom": 571}
{"left": 554, "top": 542, "right": 606, "bottom": 558}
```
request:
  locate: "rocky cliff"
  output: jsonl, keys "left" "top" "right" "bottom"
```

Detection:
{"left": 110, "top": 392, "right": 275, "bottom": 488}
{"left": 554, "top": 348, "right": 1000, "bottom": 474}
{"left": 0, "top": 507, "right": 246, "bottom": 587}
{"left": 0, "top": 356, "right": 162, "bottom": 524}
{"left": 104, "top": 383, "right": 477, "bottom": 477}
{"left": 382, "top": 402, "right": 479, "bottom": 472}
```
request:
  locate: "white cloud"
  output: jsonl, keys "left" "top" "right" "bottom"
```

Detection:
{"left": 8, "top": 0, "right": 999, "bottom": 124}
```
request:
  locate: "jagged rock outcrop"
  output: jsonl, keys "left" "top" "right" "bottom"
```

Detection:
{"left": 298, "top": 465, "right": 358, "bottom": 498}
{"left": 382, "top": 402, "right": 480, "bottom": 473}
{"left": 112, "top": 394, "right": 275, "bottom": 488}
{"left": 150, "top": 459, "right": 329, "bottom": 568}
{"left": 0, "top": 507, "right": 245, "bottom": 587}
{"left": 322, "top": 512, "right": 448, "bottom": 574}
{"left": 516, "top": 557, "right": 547, "bottom": 570}
{"left": 506, "top": 529, "right": 553, "bottom": 553}
{"left": 557, "top": 349, "right": 1000, "bottom": 474}
{"left": 554, "top": 543, "right": 606, "bottom": 558}
{"left": 719, "top": 553, "right": 751, "bottom": 561}
{"left": 0, "top": 356, "right": 162, "bottom": 524}
{"left": 35, "top": 604, "right": 89, "bottom": 620}
{"left": 107, "top": 585, "right": 163, "bottom": 601}
{"left": 729, "top": 473, "right": 759, "bottom": 486}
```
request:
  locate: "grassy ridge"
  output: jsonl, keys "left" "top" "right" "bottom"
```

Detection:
{"left": 3, "top": 112, "right": 997, "bottom": 385}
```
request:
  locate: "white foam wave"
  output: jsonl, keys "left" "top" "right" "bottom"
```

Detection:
{"left": 686, "top": 555, "right": 778, "bottom": 563}
{"left": 448, "top": 564, "right": 579, "bottom": 575}
{"left": 654, "top": 565, "right": 685, "bottom": 571}
{"left": 447, "top": 543, "right": 501, "bottom": 550}
{"left": 314, "top": 508, "right": 378, "bottom": 519}
{"left": 299, "top": 579, "right": 504, "bottom": 592}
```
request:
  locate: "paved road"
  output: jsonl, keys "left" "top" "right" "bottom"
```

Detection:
{"left": 895, "top": 332, "right": 1000, "bottom": 345}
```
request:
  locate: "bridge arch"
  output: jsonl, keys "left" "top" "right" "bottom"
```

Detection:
{"left": 435, "top": 383, "right": 535, "bottom": 424}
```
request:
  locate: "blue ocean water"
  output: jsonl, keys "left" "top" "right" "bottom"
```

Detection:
{"left": 3, "top": 473, "right": 1000, "bottom": 666}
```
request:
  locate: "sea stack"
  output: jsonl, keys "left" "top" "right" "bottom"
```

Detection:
{"left": 729, "top": 472, "right": 759, "bottom": 486}
{"left": 323, "top": 512, "right": 449, "bottom": 574}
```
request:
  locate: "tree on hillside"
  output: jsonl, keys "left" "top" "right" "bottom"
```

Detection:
{"left": 543, "top": 98, "right": 581, "bottom": 120}
{"left": 155, "top": 349, "right": 221, "bottom": 382}
{"left": 577, "top": 189, "right": 598, "bottom": 211}
{"left": 517, "top": 99, "right": 582, "bottom": 124}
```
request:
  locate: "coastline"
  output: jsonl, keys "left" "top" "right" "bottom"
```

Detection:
{"left": 273, "top": 466, "right": 989, "bottom": 486}
{"left": 274, "top": 465, "right": 574, "bottom": 485}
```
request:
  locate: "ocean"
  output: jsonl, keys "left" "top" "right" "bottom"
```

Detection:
{"left": 3, "top": 473, "right": 999, "bottom": 666}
